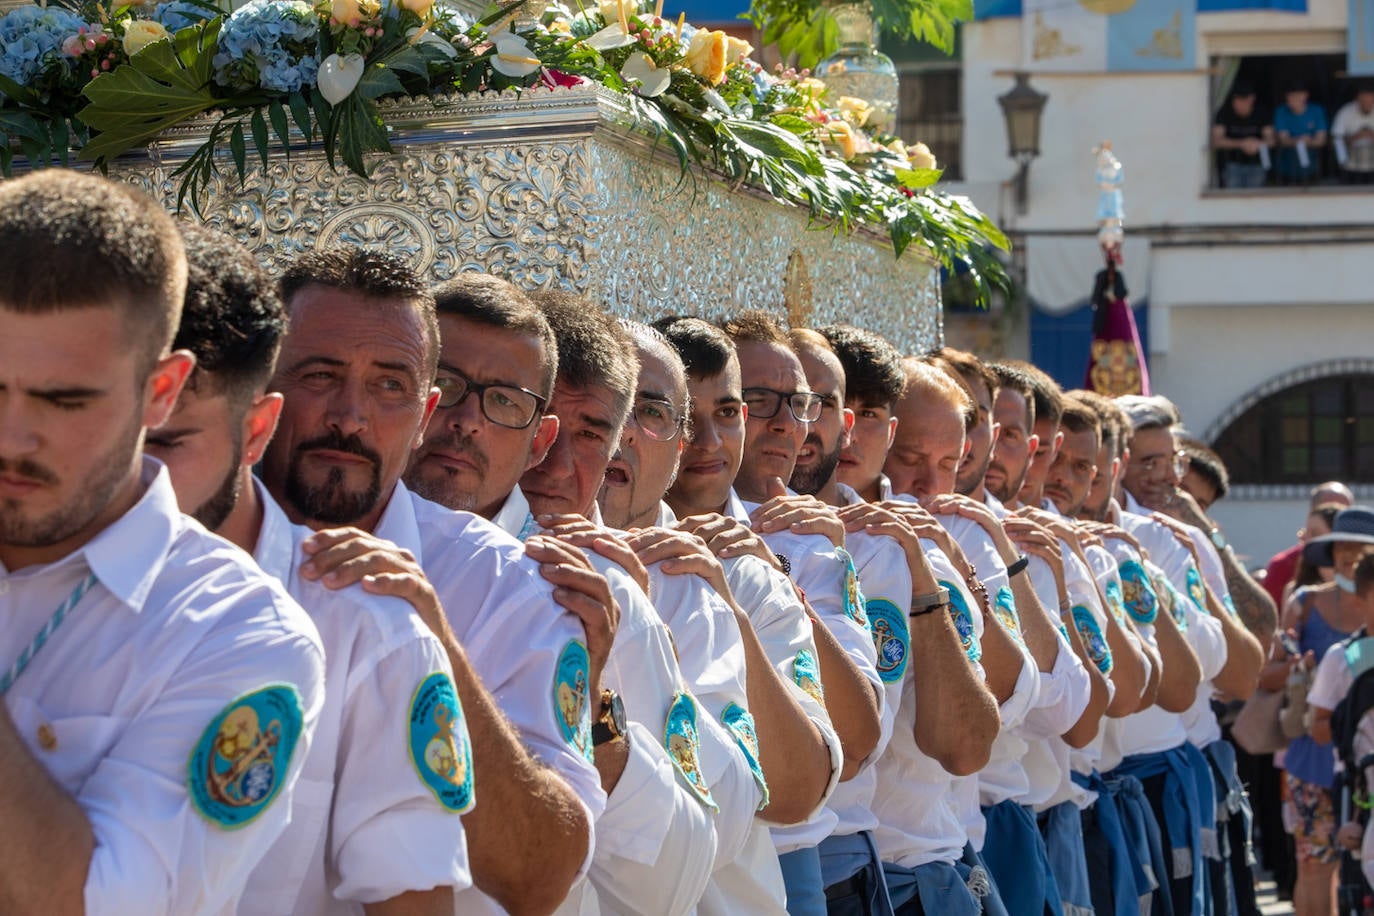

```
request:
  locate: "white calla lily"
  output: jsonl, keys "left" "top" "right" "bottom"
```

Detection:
{"left": 585, "top": 22, "right": 636, "bottom": 51}
{"left": 318, "top": 52, "right": 366, "bottom": 106}
{"left": 620, "top": 51, "right": 669, "bottom": 97}
{"left": 407, "top": 26, "right": 458, "bottom": 58}
{"left": 490, "top": 33, "right": 541, "bottom": 77}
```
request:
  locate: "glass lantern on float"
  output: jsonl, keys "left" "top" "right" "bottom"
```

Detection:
{"left": 814, "top": 1, "right": 899, "bottom": 133}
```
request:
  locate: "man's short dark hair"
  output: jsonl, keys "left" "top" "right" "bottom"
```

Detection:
{"left": 819, "top": 324, "right": 906, "bottom": 409}
{"left": 929, "top": 347, "right": 998, "bottom": 406}
{"left": 175, "top": 223, "right": 285, "bottom": 409}
{"left": 279, "top": 248, "right": 439, "bottom": 379}
{"left": 529, "top": 290, "right": 638, "bottom": 427}
{"left": 431, "top": 273, "right": 558, "bottom": 399}
{"left": 987, "top": 362, "right": 1037, "bottom": 428}
{"left": 653, "top": 315, "right": 736, "bottom": 380}
{"left": 1070, "top": 389, "right": 1129, "bottom": 460}
{"left": 0, "top": 170, "right": 186, "bottom": 376}
{"left": 721, "top": 309, "right": 790, "bottom": 347}
{"left": 1002, "top": 360, "right": 1064, "bottom": 429}
{"left": 1179, "top": 436, "right": 1230, "bottom": 501}
{"left": 1060, "top": 391, "right": 1104, "bottom": 440}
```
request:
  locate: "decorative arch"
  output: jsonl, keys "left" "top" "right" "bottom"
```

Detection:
{"left": 1205, "top": 359, "right": 1374, "bottom": 486}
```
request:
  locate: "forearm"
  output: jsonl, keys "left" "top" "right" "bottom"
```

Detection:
{"left": 978, "top": 609, "right": 1024, "bottom": 705}
{"left": 1152, "top": 612, "right": 1203, "bottom": 712}
{"left": 909, "top": 611, "right": 999, "bottom": 775}
{"left": 1135, "top": 634, "right": 1162, "bottom": 711}
{"left": 1208, "top": 602, "right": 1264, "bottom": 700}
{"left": 734, "top": 610, "right": 832, "bottom": 824}
{"left": 1101, "top": 616, "right": 1146, "bottom": 716}
{"left": 1009, "top": 574, "right": 1061, "bottom": 673}
{"left": 1061, "top": 620, "right": 1110, "bottom": 744}
{"left": 0, "top": 701, "right": 93, "bottom": 915}
{"left": 1220, "top": 549, "right": 1277, "bottom": 649}
{"left": 807, "top": 615, "right": 882, "bottom": 777}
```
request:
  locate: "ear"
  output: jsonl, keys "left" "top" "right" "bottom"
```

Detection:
{"left": 1052, "top": 429, "right": 1065, "bottom": 457}
{"left": 885, "top": 415, "right": 898, "bottom": 448}
{"left": 989, "top": 422, "right": 1001, "bottom": 447}
{"left": 412, "top": 386, "right": 441, "bottom": 452}
{"left": 841, "top": 407, "right": 856, "bottom": 446}
{"left": 960, "top": 438, "right": 972, "bottom": 461}
{"left": 241, "top": 392, "right": 283, "bottom": 468}
{"left": 527, "top": 414, "right": 560, "bottom": 471}
{"left": 143, "top": 350, "right": 196, "bottom": 430}
{"left": 1026, "top": 432, "right": 1040, "bottom": 457}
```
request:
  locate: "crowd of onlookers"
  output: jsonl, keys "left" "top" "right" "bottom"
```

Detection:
{"left": 1212, "top": 80, "right": 1374, "bottom": 187}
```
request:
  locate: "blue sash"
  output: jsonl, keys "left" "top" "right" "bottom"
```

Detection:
{"left": 1037, "top": 800, "right": 1094, "bottom": 916}
{"left": 1107, "top": 773, "right": 1170, "bottom": 914}
{"left": 979, "top": 800, "right": 1061, "bottom": 916}
{"left": 819, "top": 831, "right": 896, "bottom": 916}
{"left": 779, "top": 845, "right": 827, "bottom": 916}
{"left": 1074, "top": 770, "right": 1152, "bottom": 916}
{"left": 961, "top": 840, "right": 1009, "bottom": 916}
{"left": 1113, "top": 746, "right": 1205, "bottom": 916}
{"left": 882, "top": 859, "right": 980, "bottom": 916}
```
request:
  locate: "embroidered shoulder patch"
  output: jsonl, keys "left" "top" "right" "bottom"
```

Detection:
{"left": 1071, "top": 605, "right": 1113, "bottom": 675}
{"left": 993, "top": 587, "right": 1023, "bottom": 644}
{"left": 722, "top": 702, "right": 769, "bottom": 810}
{"left": 867, "top": 598, "right": 909, "bottom": 683}
{"left": 1118, "top": 559, "right": 1158, "bottom": 625}
{"left": 1155, "top": 575, "right": 1187, "bottom": 630}
{"left": 939, "top": 578, "right": 982, "bottom": 664}
{"left": 1185, "top": 565, "right": 1207, "bottom": 612}
{"left": 409, "top": 672, "right": 474, "bottom": 813}
{"left": 1222, "top": 594, "right": 1238, "bottom": 618}
{"left": 793, "top": 648, "right": 825, "bottom": 703}
{"left": 1103, "top": 579, "right": 1128, "bottom": 627}
{"left": 188, "top": 684, "right": 303, "bottom": 829}
{"left": 836, "top": 547, "right": 868, "bottom": 628}
{"left": 665, "top": 693, "right": 717, "bottom": 810}
{"left": 553, "top": 640, "right": 593, "bottom": 763}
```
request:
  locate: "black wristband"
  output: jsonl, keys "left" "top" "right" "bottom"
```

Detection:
{"left": 1006, "top": 554, "right": 1029, "bottom": 579}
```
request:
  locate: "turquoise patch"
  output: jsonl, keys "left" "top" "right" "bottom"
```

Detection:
{"left": 1071, "top": 605, "right": 1113, "bottom": 675}
{"left": 994, "top": 586, "right": 1023, "bottom": 643}
{"left": 1103, "top": 579, "right": 1128, "bottom": 627}
{"left": 836, "top": 547, "right": 868, "bottom": 628}
{"left": 940, "top": 579, "right": 981, "bottom": 664}
{"left": 553, "top": 640, "right": 593, "bottom": 763}
{"left": 408, "top": 672, "right": 474, "bottom": 813}
{"left": 665, "top": 693, "right": 717, "bottom": 810}
{"left": 1058, "top": 622, "right": 1071, "bottom": 643}
{"left": 1161, "top": 577, "right": 1188, "bottom": 630}
{"left": 188, "top": 684, "right": 303, "bottom": 829}
{"left": 1118, "top": 559, "right": 1158, "bottom": 625}
{"left": 867, "top": 598, "right": 909, "bottom": 684}
{"left": 793, "top": 648, "right": 825, "bottom": 704}
{"left": 722, "top": 702, "right": 769, "bottom": 810}
{"left": 1186, "top": 565, "right": 1207, "bottom": 612}
{"left": 1222, "top": 594, "right": 1237, "bottom": 618}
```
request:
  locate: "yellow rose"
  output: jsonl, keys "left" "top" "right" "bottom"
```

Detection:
{"left": 332, "top": 0, "right": 364, "bottom": 26}
{"left": 685, "top": 29, "right": 727, "bottom": 86}
{"left": 122, "top": 20, "right": 169, "bottom": 56}
{"left": 826, "top": 120, "right": 858, "bottom": 160}
{"left": 885, "top": 137, "right": 908, "bottom": 157}
{"left": 836, "top": 95, "right": 872, "bottom": 127}
{"left": 400, "top": 0, "right": 434, "bottom": 16}
{"left": 796, "top": 77, "right": 826, "bottom": 97}
{"left": 907, "top": 141, "right": 938, "bottom": 171}
{"left": 724, "top": 35, "right": 753, "bottom": 65}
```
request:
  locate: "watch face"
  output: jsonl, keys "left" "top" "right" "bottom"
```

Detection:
{"left": 609, "top": 694, "right": 627, "bottom": 735}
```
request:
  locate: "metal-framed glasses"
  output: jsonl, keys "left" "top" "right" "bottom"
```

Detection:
{"left": 434, "top": 371, "right": 546, "bottom": 429}
{"left": 1136, "top": 450, "right": 1189, "bottom": 478}
{"left": 630, "top": 396, "right": 686, "bottom": 442}
{"left": 742, "top": 387, "right": 824, "bottom": 423}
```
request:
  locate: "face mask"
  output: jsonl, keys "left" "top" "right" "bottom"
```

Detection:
{"left": 1336, "top": 573, "right": 1358, "bottom": 594}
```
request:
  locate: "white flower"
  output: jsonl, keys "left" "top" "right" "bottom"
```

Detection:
{"left": 620, "top": 51, "right": 668, "bottom": 97}
{"left": 585, "top": 22, "right": 635, "bottom": 50}
{"left": 490, "top": 31, "right": 541, "bottom": 78}
{"left": 122, "top": 19, "right": 170, "bottom": 56}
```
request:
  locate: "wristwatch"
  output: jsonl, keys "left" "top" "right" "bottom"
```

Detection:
{"left": 592, "top": 689, "right": 627, "bottom": 747}
{"left": 1209, "top": 527, "right": 1228, "bottom": 552}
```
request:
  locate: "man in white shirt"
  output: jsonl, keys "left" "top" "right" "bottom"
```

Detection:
{"left": 145, "top": 224, "right": 474, "bottom": 915}
{"left": 257, "top": 250, "right": 606, "bottom": 915}
{"left": 0, "top": 170, "right": 326, "bottom": 914}
{"left": 1333, "top": 85, "right": 1374, "bottom": 182}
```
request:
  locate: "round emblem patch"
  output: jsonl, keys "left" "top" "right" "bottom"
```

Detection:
{"left": 189, "top": 684, "right": 303, "bottom": 829}
{"left": 866, "top": 598, "right": 909, "bottom": 684}
{"left": 1103, "top": 579, "right": 1128, "bottom": 627}
{"left": 1154, "top": 575, "right": 1188, "bottom": 630}
{"left": 1118, "top": 559, "right": 1158, "bottom": 625}
{"left": 994, "top": 587, "right": 1023, "bottom": 643}
{"left": 793, "top": 648, "right": 825, "bottom": 704}
{"left": 722, "top": 702, "right": 769, "bottom": 809}
{"left": 408, "top": 672, "right": 473, "bottom": 813}
{"left": 940, "top": 579, "right": 981, "bottom": 664}
{"left": 837, "top": 548, "right": 867, "bottom": 628}
{"left": 553, "top": 640, "right": 593, "bottom": 763}
{"left": 1071, "top": 605, "right": 1113, "bottom": 675}
{"left": 665, "top": 693, "right": 717, "bottom": 810}
{"left": 1186, "top": 565, "right": 1207, "bottom": 612}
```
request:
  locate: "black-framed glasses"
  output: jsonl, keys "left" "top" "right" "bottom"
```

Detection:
{"left": 630, "top": 396, "right": 686, "bottom": 442}
{"left": 742, "top": 387, "right": 823, "bottom": 423}
{"left": 434, "top": 371, "right": 546, "bottom": 429}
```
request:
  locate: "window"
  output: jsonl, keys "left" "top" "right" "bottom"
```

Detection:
{"left": 897, "top": 66, "right": 962, "bottom": 181}
{"left": 1212, "top": 374, "right": 1374, "bottom": 484}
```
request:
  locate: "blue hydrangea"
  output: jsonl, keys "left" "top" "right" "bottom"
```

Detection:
{"left": 212, "top": 0, "right": 319, "bottom": 94}
{"left": 0, "top": 6, "right": 87, "bottom": 88}
{"left": 153, "top": 1, "right": 217, "bottom": 34}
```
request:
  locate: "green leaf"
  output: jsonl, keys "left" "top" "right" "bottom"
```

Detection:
{"left": 250, "top": 106, "right": 269, "bottom": 167}
{"left": 893, "top": 167, "right": 942, "bottom": 189}
{"left": 358, "top": 65, "right": 406, "bottom": 101}
{"left": 333, "top": 93, "right": 391, "bottom": 177}
{"left": 289, "top": 91, "right": 313, "bottom": 142}
{"left": 0, "top": 73, "right": 39, "bottom": 106}
{"left": 269, "top": 99, "right": 291, "bottom": 152}
{"left": 229, "top": 121, "right": 246, "bottom": 182}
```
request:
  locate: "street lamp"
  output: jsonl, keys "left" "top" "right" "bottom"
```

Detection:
{"left": 997, "top": 72, "right": 1048, "bottom": 215}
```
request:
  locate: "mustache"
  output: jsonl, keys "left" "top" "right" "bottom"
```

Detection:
{"left": 0, "top": 458, "right": 59, "bottom": 485}
{"left": 419, "top": 432, "right": 488, "bottom": 473}
{"left": 295, "top": 431, "right": 382, "bottom": 467}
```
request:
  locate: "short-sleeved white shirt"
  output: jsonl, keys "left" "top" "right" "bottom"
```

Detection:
{"left": 242, "top": 481, "right": 470, "bottom": 914}
{"left": 0, "top": 460, "right": 326, "bottom": 916}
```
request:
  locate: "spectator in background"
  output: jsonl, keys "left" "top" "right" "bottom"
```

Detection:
{"left": 1332, "top": 84, "right": 1374, "bottom": 184}
{"left": 1264, "top": 483, "right": 1355, "bottom": 610}
{"left": 1179, "top": 436, "right": 1229, "bottom": 511}
{"left": 1274, "top": 82, "right": 1328, "bottom": 185}
{"left": 1214, "top": 81, "right": 1273, "bottom": 189}
{"left": 1286, "top": 504, "right": 1344, "bottom": 606}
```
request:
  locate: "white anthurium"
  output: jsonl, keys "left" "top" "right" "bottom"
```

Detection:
{"left": 489, "top": 32, "right": 541, "bottom": 77}
{"left": 318, "top": 52, "right": 366, "bottom": 106}
{"left": 620, "top": 51, "right": 669, "bottom": 97}
{"left": 407, "top": 26, "right": 458, "bottom": 58}
{"left": 584, "top": 22, "right": 636, "bottom": 51}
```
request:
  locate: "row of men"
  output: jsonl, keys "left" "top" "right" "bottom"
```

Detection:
{"left": 0, "top": 168, "right": 1278, "bottom": 916}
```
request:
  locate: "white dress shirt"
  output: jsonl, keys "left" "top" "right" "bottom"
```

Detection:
{"left": 0, "top": 459, "right": 326, "bottom": 916}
